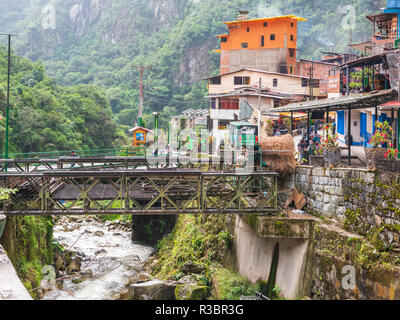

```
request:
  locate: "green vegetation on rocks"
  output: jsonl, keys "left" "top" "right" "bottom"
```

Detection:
{"left": 149, "top": 214, "right": 267, "bottom": 300}
{"left": 0, "top": 216, "right": 54, "bottom": 299}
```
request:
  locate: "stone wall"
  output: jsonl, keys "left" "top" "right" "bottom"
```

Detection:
{"left": 281, "top": 166, "right": 400, "bottom": 299}
{"left": 283, "top": 166, "right": 400, "bottom": 249}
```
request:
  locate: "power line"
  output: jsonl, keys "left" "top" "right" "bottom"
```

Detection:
{"left": 171, "top": 0, "right": 195, "bottom": 48}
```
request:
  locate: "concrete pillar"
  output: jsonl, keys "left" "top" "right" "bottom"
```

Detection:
{"left": 132, "top": 215, "right": 177, "bottom": 245}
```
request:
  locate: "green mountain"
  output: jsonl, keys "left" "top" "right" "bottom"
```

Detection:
{"left": 0, "top": 0, "right": 386, "bottom": 132}
{"left": 0, "top": 46, "right": 126, "bottom": 154}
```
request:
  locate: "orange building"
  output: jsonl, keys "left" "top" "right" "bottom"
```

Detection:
{"left": 216, "top": 12, "right": 306, "bottom": 75}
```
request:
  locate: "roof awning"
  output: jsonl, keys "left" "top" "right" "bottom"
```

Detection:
{"left": 332, "top": 50, "right": 397, "bottom": 70}
{"left": 378, "top": 100, "right": 400, "bottom": 110}
{"left": 223, "top": 15, "right": 307, "bottom": 25}
{"left": 263, "top": 89, "right": 397, "bottom": 114}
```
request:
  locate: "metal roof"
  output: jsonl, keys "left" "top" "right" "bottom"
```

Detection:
{"left": 263, "top": 89, "right": 397, "bottom": 113}
{"left": 332, "top": 50, "right": 397, "bottom": 70}
{"left": 205, "top": 68, "right": 318, "bottom": 80}
{"left": 223, "top": 15, "right": 307, "bottom": 25}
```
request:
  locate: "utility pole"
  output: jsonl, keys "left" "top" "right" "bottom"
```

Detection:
{"left": 132, "top": 64, "right": 152, "bottom": 127}
{"left": 1, "top": 33, "right": 17, "bottom": 171}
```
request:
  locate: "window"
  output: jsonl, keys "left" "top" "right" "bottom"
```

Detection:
{"left": 220, "top": 99, "right": 239, "bottom": 110}
{"left": 221, "top": 37, "right": 227, "bottom": 42}
{"left": 289, "top": 66, "right": 293, "bottom": 74}
{"left": 264, "top": 22, "right": 268, "bottom": 27}
{"left": 289, "top": 48, "right": 295, "bottom": 58}
{"left": 241, "top": 42, "right": 248, "bottom": 48}
{"left": 273, "top": 79, "right": 278, "bottom": 87}
{"left": 210, "top": 98, "right": 216, "bottom": 109}
{"left": 261, "top": 35, "right": 264, "bottom": 47}
{"left": 302, "top": 78, "right": 308, "bottom": 87}
{"left": 136, "top": 132, "right": 145, "bottom": 141}
{"left": 247, "top": 27, "right": 250, "bottom": 32}
{"left": 291, "top": 22, "right": 294, "bottom": 27}
{"left": 270, "top": 34, "right": 275, "bottom": 40}
{"left": 234, "top": 76, "right": 250, "bottom": 85}
{"left": 209, "top": 77, "right": 221, "bottom": 85}
{"left": 218, "top": 120, "right": 230, "bottom": 130}
{"left": 274, "top": 99, "right": 280, "bottom": 108}
{"left": 311, "top": 79, "right": 320, "bottom": 88}
{"left": 290, "top": 34, "right": 294, "bottom": 41}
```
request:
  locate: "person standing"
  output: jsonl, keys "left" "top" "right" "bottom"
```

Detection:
{"left": 70, "top": 150, "right": 77, "bottom": 169}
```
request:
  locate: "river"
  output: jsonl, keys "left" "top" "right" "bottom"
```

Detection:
{"left": 41, "top": 216, "right": 154, "bottom": 300}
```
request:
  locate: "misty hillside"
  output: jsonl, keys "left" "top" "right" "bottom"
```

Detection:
{"left": 0, "top": 0, "right": 385, "bottom": 129}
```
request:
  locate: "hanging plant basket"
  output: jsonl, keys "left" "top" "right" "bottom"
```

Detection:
{"left": 322, "top": 147, "right": 341, "bottom": 168}
{"left": 365, "top": 147, "right": 387, "bottom": 171}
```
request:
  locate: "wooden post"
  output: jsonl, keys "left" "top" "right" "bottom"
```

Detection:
{"left": 290, "top": 111, "right": 294, "bottom": 136}
{"left": 362, "top": 64, "right": 365, "bottom": 92}
{"left": 326, "top": 107, "right": 330, "bottom": 124}
{"left": 392, "top": 108, "right": 395, "bottom": 148}
{"left": 372, "top": 66, "right": 375, "bottom": 91}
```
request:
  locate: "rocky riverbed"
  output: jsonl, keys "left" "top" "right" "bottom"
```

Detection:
{"left": 41, "top": 216, "right": 154, "bottom": 300}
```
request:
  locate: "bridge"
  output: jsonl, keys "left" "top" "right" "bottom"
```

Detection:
{"left": 0, "top": 156, "right": 279, "bottom": 216}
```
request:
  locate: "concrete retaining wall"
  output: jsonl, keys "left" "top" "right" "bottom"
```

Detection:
{"left": 0, "top": 245, "right": 32, "bottom": 300}
{"left": 234, "top": 216, "right": 312, "bottom": 299}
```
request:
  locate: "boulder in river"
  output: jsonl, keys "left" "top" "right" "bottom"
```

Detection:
{"left": 127, "top": 279, "right": 176, "bottom": 300}
{"left": 66, "top": 258, "right": 81, "bottom": 274}
{"left": 175, "top": 284, "right": 209, "bottom": 300}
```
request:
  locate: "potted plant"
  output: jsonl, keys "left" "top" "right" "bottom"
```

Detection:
{"left": 366, "top": 121, "right": 393, "bottom": 171}
{"left": 382, "top": 147, "right": 400, "bottom": 172}
{"left": 317, "top": 123, "right": 341, "bottom": 168}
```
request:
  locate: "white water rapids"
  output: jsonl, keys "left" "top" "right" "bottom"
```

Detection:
{"left": 41, "top": 216, "right": 154, "bottom": 300}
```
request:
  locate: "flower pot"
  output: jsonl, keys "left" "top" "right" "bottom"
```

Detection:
{"left": 309, "top": 155, "right": 325, "bottom": 167}
{"left": 365, "top": 147, "right": 386, "bottom": 171}
{"left": 322, "top": 147, "right": 341, "bottom": 168}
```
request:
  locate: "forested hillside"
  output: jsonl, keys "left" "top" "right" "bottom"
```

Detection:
{"left": 0, "top": 0, "right": 386, "bottom": 131}
{"left": 0, "top": 46, "right": 127, "bottom": 154}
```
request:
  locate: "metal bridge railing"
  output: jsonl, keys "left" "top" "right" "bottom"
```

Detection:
{"left": 0, "top": 170, "right": 279, "bottom": 216}
{"left": 0, "top": 147, "right": 149, "bottom": 159}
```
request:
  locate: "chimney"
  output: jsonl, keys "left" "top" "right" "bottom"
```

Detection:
{"left": 237, "top": 10, "right": 249, "bottom": 21}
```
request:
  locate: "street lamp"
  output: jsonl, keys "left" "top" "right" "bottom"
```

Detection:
{"left": 0, "top": 33, "right": 17, "bottom": 171}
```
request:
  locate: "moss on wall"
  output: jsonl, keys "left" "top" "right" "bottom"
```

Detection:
{"left": 148, "top": 214, "right": 268, "bottom": 299}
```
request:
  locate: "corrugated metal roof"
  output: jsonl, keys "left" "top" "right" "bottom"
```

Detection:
{"left": 264, "top": 89, "right": 397, "bottom": 113}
